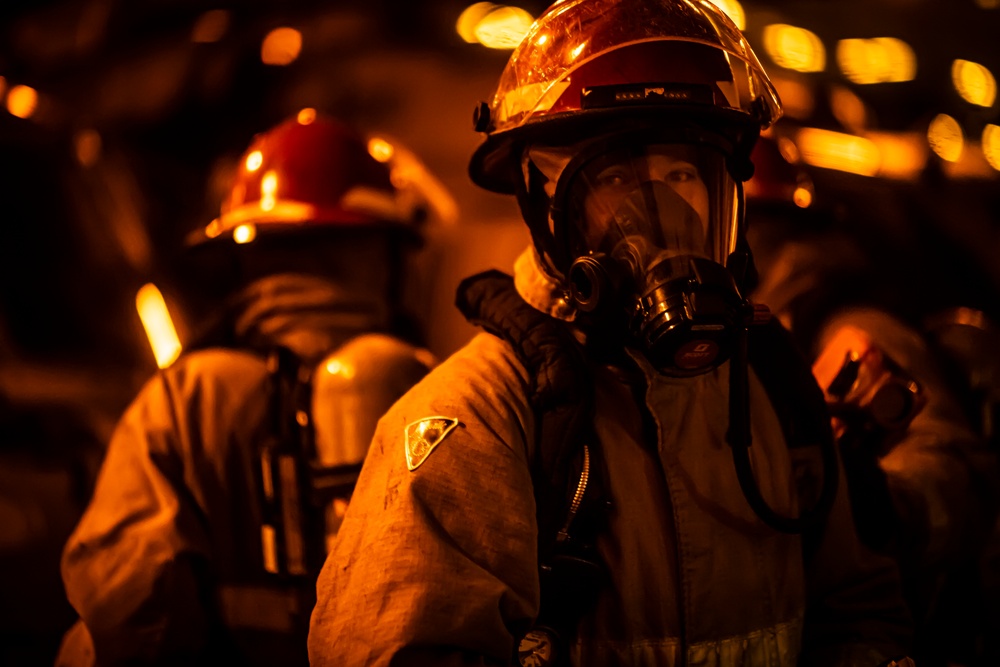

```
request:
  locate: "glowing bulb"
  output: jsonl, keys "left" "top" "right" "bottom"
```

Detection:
{"left": 261, "top": 27, "right": 302, "bottom": 65}
{"left": 368, "top": 137, "right": 395, "bottom": 163}
{"left": 245, "top": 150, "right": 263, "bottom": 172}
{"left": 297, "top": 108, "right": 317, "bottom": 125}
{"left": 865, "top": 131, "right": 927, "bottom": 180}
{"left": 324, "top": 358, "right": 354, "bottom": 378}
{"left": 233, "top": 224, "right": 257, "bottom": 244}
{"left": 708, "top": 0, "right": 746, "bottom": 30}
{"left": 793, "top": 186, "right": 813, "bottom": 208}
{"left": 762, "top": 24, "right": 826, "bottom": 73}
{"left": 952, "top": 60, "right": 997, "bottom": 107}
{"left": 982, "top": 125, "right": 1000, "bottom": 171}
{"left": 474, "top": 6, "right": 535, "bottom": 50}
{"left": 837, "top": 38, "right": 916, "bottom": 84}
{"left": 795, "top": 127, "right": 881, "bottom": 176}
{"left": 927, "top": 114, "right": 964, "bottom": 163}
{"left": 456, "top": 2, "right": 498, "bottom": 43}
{"left": 261, "top": 170, "right": 278, "bottom": 211}
{"left": 6, "top": 85, "right": 38, "bottom": 119}
{"left": 136, "top": 283, "right": 182, "bottom": 369}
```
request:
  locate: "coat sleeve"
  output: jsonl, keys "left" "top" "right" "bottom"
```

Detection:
{"left": 822, "top": 308, "right": 1000, "bottom": 571}
{"left": 308, "top": 334, "right": 540, "bottom": 667}
{"left": 878, "top": 369, "right": 1000, "bottom": 574}
{"left": 797, "top": 439, "right": 916, "bottom": 667}
{"left": 60, "top": 370, "right": 217, "bottom": 666}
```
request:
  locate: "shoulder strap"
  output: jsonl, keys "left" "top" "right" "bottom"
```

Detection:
{"left": 457, "top": 270, "right": 606, "bottom": 663}
{"left": 456, "top": 270, "right": 599, "bottom": 558}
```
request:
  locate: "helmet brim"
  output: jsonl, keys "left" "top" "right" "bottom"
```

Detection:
{"left": 469, "top": 103, "right": 763, "bottom": 195}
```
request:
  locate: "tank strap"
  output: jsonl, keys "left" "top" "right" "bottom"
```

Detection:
{"left": 255, "top": 346, "right": 327, "bottom": 582}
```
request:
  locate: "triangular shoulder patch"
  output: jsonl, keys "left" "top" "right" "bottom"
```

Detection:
{"left": 405, "top": 416, "right": 459, "bottom": 471}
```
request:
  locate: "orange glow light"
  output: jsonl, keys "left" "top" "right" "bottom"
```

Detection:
{"left": 952, "top": 59, "right": 997, "bottom": 108}
{"left": 245, "top": 150, "right": 263, "bottom": 172}
{"left": 941, "top": 144, "right": 997, "bottom": 180}
{"left": 866, "top": 131, "right": 927, "bottom": 180}
{"left": 74, "top": 129, "right": 102, "bottom": 167}
{"left": 792, "top": 186, "right": 813, "bottom": 208}
{"left": 474, "top": 6, "right": 535, "bottom": 50}
{"left": 830, "top": 85, "right": 868, "bottom": 131}
{"left": 191, "top": 9, "right": 230, "bottom": 43}
{"left": 983, "top": 124, "right": 1000, "bottom": 171}
{"left": 297, "top": 108, "right": 317, "bottom": 125}
{"left": 456, "top": 2, "right": 498, "bottom": 43}
{"left": 261, "top": 27, "right": 302, "bottom": 65}
{"left": 927, "top": 114, "right": 964, "bottom": 163}
{"left": 368, "top": 137, "right": 395, "bottom": 163}
{"left": 233, "top": 224, "right": 257, "bottom": 244}
{"left": 136, "top": 284, "right": 182, "bottom": 369}
{"left": 762, "top": 24, "right": 826, "bottom": 73}
{"left": 708, "top": 0, "right": 746, "bottom": 30}
{"left": 770, "top": 76, "right": 815, "bottom": 120}
{"left": 836, "top": 38, "right": 916, "bottom": 84}
{"left": 261, "top": 170, "right": 278, "bottom": 211}
{"left": 6, "top": 84, "right": 38, "bottom": 119}
{"left": 795, "top": 127, "right": 881, "bottom": 176}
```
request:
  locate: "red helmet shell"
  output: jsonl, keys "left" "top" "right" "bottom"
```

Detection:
{"left": 469, "top": 0, "right": 783, "bottom": 194}
{"left": 196, "top": 114, "right": 416, "bottom": 243}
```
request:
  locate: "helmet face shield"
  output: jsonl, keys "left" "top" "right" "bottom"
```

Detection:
{"left": 525, "top": 136, "right": 747, "bottom": 375}
{"left": 526, "top": 137, "right": 738, "bottom": 276}
{"left": 561, "top": 143, "right": 737, "bottom": 270}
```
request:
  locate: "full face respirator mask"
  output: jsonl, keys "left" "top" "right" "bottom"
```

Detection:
{"left": 529, "top": 135, "right": 752, "bottom": 375}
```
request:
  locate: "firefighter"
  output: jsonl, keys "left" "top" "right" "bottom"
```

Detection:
{"left": 55, "top": 113, "right": 438, "bottom": 666}
{"left": 307, "top": 1, "right": 915, "bottom": 666}
{"left": 746, "top": 132, "right": 1000, "bottom": 667}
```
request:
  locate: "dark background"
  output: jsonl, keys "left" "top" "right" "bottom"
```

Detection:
{"left": 0, "top": 1, "right": 998, "bottom": 664}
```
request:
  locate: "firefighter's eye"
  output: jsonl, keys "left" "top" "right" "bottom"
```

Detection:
{"left": 594, "top": 166, "right": 633, "bottom": 189}
{"left": 667, "top": 163, "right": 699, "bottom": 183}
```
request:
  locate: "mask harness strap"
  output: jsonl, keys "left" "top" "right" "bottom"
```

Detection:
{"left": 729, "top": 321, "right": 841, "bottom": 534}
{"left": 728, "top": 179, "right": 839, "bottom": 534}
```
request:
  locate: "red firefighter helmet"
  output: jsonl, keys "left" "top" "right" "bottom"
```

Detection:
{"left": 469, "top": 0, "right": 783, "bottom": 194}
{"left": 191, "top": 112, "right": 425, "bottom": 245}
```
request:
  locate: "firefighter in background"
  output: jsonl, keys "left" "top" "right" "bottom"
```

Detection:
{"left": 55, "top": 112, "right": 439, "bottom": 666}
{"left": 308, "top": 1, "right": 915, "bottom": 665}
{"left": 746, "top": 132, "right": 1000, "bottom": 667}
